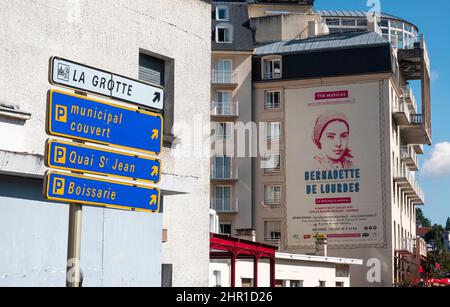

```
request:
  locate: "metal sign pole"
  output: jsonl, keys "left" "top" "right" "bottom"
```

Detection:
{"left": 66, "top": 91, "right": 86, "bottom": 288}
{"left": 66, "top": 203, "right": 83, "bottom": 288}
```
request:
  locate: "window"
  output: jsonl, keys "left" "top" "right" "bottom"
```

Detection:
{"left": 241, "top": 278, "right": 253, "bottom": 288}
{"left": 216, "top": 24, "right": 233, "bottom": 43}
{"left": 290, "top": 280, "right": 303, "bottom": 288}
{"left": 213, "top": 271, "right": 222, "bottom": 287}
{"left": 215, "top": 60, "right": 233, "bottom": 83}
{"left": 336, "top": 282, "right": 345, "bottom": 288}
{"left": 216, "top": 6, "right": 229, "bottom": 21}
{"left": 220, "top": 223, "right": 232, "bottom": 236}
{"left": 139, "top": 53, "right": 174, "bottom": 146}
{"left": 341, "top": 19, "right": 356, "bottom": 27}
{"left": 264, "top": 91, "right": 281, "bottom": 110}
{"left": 214, "top": 156, "right": 232, "bottom": 179}
{"left": 319, "top": 281, "right": 326, "bottom": 288}
{"left": 326, "top": 18, "right": 340, "bottom": 26}
{"left": 275, "top": 280, "right": 285, "bottom": 288}
{"left": 263, "top": 59, "right": 281, "bottom": 80}
{"left": 266, "top": 122, "right": 281, "bottom": 141}
{"left": 263, "top": 154, "right": 281, "bottom": 174}
{"left": 336, "top": 265, "right": 350, "bottom": 278}
{"left": 356, "top": 19, "right": 368, "bottom": 27}
{"left": 264, "top": 185, "right": 282, "bottom": 206}
{"left": 264, "top": 221, "right": 281, "bottom": 241}
{"left": 215, "top": 186, "right": 232, "bottom": 212}
{"left": 216, "top": 91, "right": 233, "bottom": 115}
{"left": 216, "top": 123, "right": 232, "bottom": 140}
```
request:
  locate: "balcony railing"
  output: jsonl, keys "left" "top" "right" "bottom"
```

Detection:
{"left": 402, "top": 85, "right": 418, "bottom": 115}
{"left": 396, "top": 238, "right": 415, "bottom": 255}
{"left": 393, "top": 98, "right": 411, "bottom": 126}
{"left": 211, "top": 199, "right": 239, "bottom": 213}
{"left": 416, "top": 237, "right": 428, "bottom": 259}
{"left": 212, "top": 70, "right": 238, "bottom": 84}
{"left": 263, "top": 72, "right": 282, "bottom": 80}
{"left": 394, "top": 163, "right": 425, "bottom": 205}
{"left": 401, "top": 146, "right": 419, "bottom": 171}
{"left": 211, "top": 164, "right": 239, "bottom": 181}
{"left": 211, "top": 101, "right": 239, "bottom": 117}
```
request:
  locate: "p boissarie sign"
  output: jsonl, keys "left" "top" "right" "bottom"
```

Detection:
{"left": 45, "top": 172, "right": 161, "bottom": 213}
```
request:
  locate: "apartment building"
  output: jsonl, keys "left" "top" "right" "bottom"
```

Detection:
{"left": 211, "top": 1, "right": 254, "bottom": 238}
{"left": 211, "top": 0, "right": 432, "bottom": 287}
{"left": 0, "top": 0, "right": 211, "bottom": 287}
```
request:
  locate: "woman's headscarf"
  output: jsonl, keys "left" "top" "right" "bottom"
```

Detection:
{"left": 312, "top": 110, "right": 350, "bottom": 150}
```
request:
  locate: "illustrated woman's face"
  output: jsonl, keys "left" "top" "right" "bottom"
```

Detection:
{"left": 320, "top": 121, "right": 349, "bottom": 161}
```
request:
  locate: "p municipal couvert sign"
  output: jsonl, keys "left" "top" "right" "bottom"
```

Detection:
{"left": 46, "top": 90, "right": 164, "bottom": 155}
{"left": 50, "top": 57, "right": 165, "bottom": 111}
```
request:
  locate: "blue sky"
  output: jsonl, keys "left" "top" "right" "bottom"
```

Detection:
{"left": 315, "top": 0, "right": 450, "bottom": 226}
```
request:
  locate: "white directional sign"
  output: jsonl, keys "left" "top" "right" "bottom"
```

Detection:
{"left": 50, "top": 57, "right": 164, "bottom": 111}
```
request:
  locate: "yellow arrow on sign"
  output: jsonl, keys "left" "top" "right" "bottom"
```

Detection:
{"left": 151, "top": 129, "right": 159, "bottom": 140}
{"left": 150, "top": 195, "right": 158, "bottom": 206}
{"left": 151, "top": 166, "right": 159, "bottom": 177}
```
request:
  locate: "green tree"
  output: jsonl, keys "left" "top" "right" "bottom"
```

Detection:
{"left": 416, "top": 208, "right": 432, "bottom": 227}
{"left": 445, "top": 217, "right": 450, "bottom": 231}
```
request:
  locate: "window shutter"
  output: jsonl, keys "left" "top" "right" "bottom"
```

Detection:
{"left": 139, "top": 55, "right": 165, "bottom": 87}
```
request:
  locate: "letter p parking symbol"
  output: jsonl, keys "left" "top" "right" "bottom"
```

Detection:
{"left": 55, "top": 105, "right": 68, "bottom": 123}
{"left": 52, "top": 177, "right": 66, "bottom": 196}
{"left": 54, "top": 146, "right": 67, "bottom": 164}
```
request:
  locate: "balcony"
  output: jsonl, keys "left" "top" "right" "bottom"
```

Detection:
{"left": 211, "top": 199, "right": 239, "bottom": 214}
{"left": 393, "top": 98, "right": 411, "bottom": 126}
{"left": 211, "top": 164, "right": 239, "bottom": 182}
{"left": 212, "top": 70, "right": 238, "bottom": 88}
{"left": 402, "top": 114, "right": 432, "bottom": 146}
{"left": 402, "top": 85, "right": 418, "bottom": 115}
{"left": 396, "top": 238, "right": 415, "bottom": 256}
{"left": 394, "top": 163, "right": 425, "bottom": 205}
{"left": 211, "top": 101, "right": 239, "bottom": 118}
{"left": 401, "top": 146, "right": 419, "bottom": 171}
{"left": 413, "top": 145, "right": 424, "bottom": 155}
{"left": 398, "top": 34, "right": 429, "bottom": 81}
{"left": 263, "top": 72, "right": 282, "bottom": 80}
{"left": 416, "top": 237, "right": 428, "bottom": 259}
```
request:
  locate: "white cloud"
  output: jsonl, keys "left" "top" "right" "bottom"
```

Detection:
{"left": 430, "top": 70, "right": 440, "bottom": 82}
{"left": 422, "top": 142, "right": 450, "bottom": 177}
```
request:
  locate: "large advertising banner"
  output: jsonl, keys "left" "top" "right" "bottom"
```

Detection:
{"left": 285, "top": 82, "right": 386, "bottom": 248}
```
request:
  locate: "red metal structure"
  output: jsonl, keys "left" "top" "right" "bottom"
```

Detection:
{"left": 210, "top": 233, "right": 277, "bottom": 287}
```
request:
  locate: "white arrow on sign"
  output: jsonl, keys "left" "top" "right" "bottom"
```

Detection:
{"left": 50, "top": 57, "right": 165, "bottom": 111}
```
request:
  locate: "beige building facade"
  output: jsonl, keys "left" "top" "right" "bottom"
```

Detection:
{"left": 211, "top": 0, "right": 432, "bottom": 287}
{"left": 0, "top": 0, "right": 211, "bottom": 287}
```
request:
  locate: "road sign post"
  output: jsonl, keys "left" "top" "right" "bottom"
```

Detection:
{"left": 66, "top": 203, "right": 83, "bottom": 288}
{"left": 44, "top": 57, "right": 165, "bottom": 287}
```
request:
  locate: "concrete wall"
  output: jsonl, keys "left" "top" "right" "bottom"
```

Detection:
{"left": 248, "top": 4, "right": 313, "bottom": 19}
{"left": 0, "top": 175, "right": 163, "bottom": 287}
{"left": 251, "top": 14, "right": 325, "bottom": 44}
{"left": 0, "top": 0, "right": 211, "bottom": 287}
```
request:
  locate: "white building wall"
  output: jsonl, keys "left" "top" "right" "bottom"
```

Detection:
{"left": 0, "top": 0, "right": 211, "bottom": 287}
{"left": 210, "top": 258, "right": 351, "bottom": 288}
